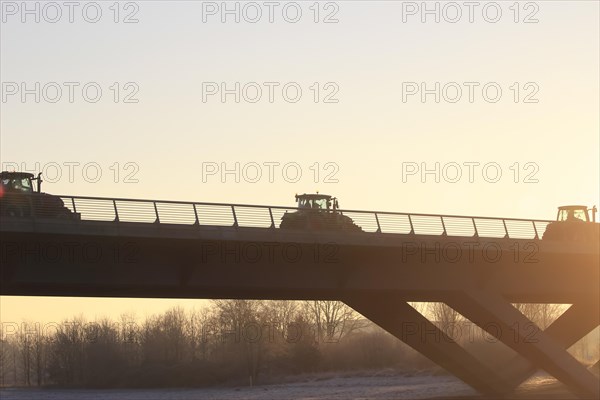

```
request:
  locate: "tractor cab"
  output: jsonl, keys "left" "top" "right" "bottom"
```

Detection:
{"left": 295, "top": 193, "right": 339, "bottom": 211}
{"left": 556, "top": 205, "right": 596, "bottom": 222}
{"left": 543, "top": 205, "right": 598, "bottom": 242}
{"left": 0, "top": 171, "right": 78, "bottom": 219}
{"left": 0, "top": 171, "right": 42, "bottom": 196}
{"left": 281, "top": 193, "right": 361, "bottom": 231}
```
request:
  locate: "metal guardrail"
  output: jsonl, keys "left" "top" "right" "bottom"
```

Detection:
{"left": 10, "top": 195, "right": 551, "bottom": 240}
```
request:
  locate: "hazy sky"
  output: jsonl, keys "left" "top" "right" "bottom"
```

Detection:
{"left": 1, "top": 0, "right": 599, "bottom": 324}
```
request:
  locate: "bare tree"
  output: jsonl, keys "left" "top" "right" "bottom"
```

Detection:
{"left": 408, "top": 302, "right": 428, "bottom": 315}
{"left": 304, "top": 301, "right": 364, "bottom": 343}
{"left": 187, "top": 307, "right": 214, "bottom": 361}
{"left": 140, "top": 315, "right": 165, "bottom": 364}
{"left": 261, "top": 301, "right": 299, "bottom": 334}
{"left": 32, "top": 325, "right": 46, "bottom": 386}
{"left": 428, "top": 302, "right": 463, "bottom": 337}
{"left": 513, "top": 303, "right": 566, "bottom": 330}
{"left": 162, "top": 307, "right": 187, "bottom": 363}
{"left": 17, "top": 322, "right": 36, "bottom": 386}
{"left": 119, "top": 312, "right": 141, "bottom": 367}
{"left": 47, "top": 317, "right": 86, "bottom": 386}
{"left": 0, "top": 336, "right": 15, "bottom": 386}
{"left": 83, "top": 318, "right": 122, "bottom": 386}
{"left": 285, "top": 312, "right": 321, "bottom": 373}
{"left": 212, "top": 300, "right": 265, "bottom": 386}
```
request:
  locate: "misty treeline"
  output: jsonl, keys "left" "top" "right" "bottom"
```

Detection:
{"left": 1, "top": 300, "right": 597, "bottom": 388}
{"left": 0, "top": 300, "right": 412, "bottom": 388}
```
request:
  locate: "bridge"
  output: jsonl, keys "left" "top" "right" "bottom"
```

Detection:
{"left": 1, "top": 195, "right": 598, "bottom": 398}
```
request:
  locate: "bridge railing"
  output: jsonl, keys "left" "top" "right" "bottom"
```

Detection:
{"left": 17, "top": 194, "right": 552, "bottom": 240}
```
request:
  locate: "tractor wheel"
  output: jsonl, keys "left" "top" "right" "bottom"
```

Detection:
{"left": 280, "top": 215, "right": 303, "bottom": 230}
{"left": 55, "top": 207, "right": 74, "bottom": 220}
{"left": 56, "top": 210, "right": 70, "bottom": 219}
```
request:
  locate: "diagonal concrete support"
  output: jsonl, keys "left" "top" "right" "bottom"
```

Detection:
{"left": 447, "top": 290, "right": 600, "bottom": 399}
{"left": 500, "top": 299, "right": 600, "bottom": 391}
{"left": 345, "top": 294, "right": 511, "bottom": 396}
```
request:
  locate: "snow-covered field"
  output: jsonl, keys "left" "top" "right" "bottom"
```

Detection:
{"left": 0, "top": 372, "right": 574, "bottom": 400}
{"left": 0, "top": 373, "right": 475, "bottom": 400}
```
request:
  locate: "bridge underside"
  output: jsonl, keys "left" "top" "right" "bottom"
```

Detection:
{"left": 1, "top": 219, "right": 599, "bottom": 398}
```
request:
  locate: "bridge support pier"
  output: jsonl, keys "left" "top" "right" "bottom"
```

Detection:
{"left": 345, "top": 294, "right": 511, "bottom": 396}
{"left": 498, "top": 298, "right": 600, "bottom": 392}
{"left": 447, "top": 290, "right": 600, "bottom": 399}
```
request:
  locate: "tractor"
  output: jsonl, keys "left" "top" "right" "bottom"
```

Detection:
{"left": 542, "top": 205, "right": 599, "bottom": 243}
{"left": 279, "top": 193, "right": 362, "bottom": 232}
{"left": 0, "top": 171, "right": 79, "bottom": 219}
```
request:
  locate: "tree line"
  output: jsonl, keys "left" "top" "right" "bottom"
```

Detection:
{"left": 1, "top": 300, "right": 596, "bottom": 388}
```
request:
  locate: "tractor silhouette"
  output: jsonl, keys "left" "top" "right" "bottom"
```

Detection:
{"left": 0, "top": 171, "right": 79, "bottom": 220}
{"left": 280, "top": 193, "right": 362, "bottom": 232}
{"left": 542, "top": 205, "right": 598, "bottom": 243}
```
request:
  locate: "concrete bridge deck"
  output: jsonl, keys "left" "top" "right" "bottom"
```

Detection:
{"left": 1, "top": 194, "right": 598, "bottom": 398}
